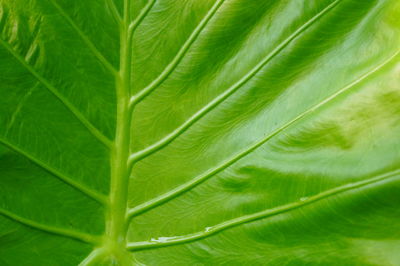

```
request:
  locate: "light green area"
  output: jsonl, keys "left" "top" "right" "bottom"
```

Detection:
{"left": 0, "top": 0, "right": 399, "bottom": 265}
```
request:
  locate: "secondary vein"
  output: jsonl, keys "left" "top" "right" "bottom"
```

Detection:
{"left": 0, "top": 38, "right": 113, "bottom": 149}
{"left": 0, "top": 138, "right": 107, "bottom": 205}
{"left": 129, "top": 0, "right": 226, "bottom": 108}
{"left": 0, "top": 207, "right": 101, "bottom": 244}
{"left": 127, "top": 0, "right": 342, "bottom": 166}
{"left": 128, "top": 0, "right": 157, "bottom": 38}
{"left": 49, "top": 0, "right": 118, "bottom": 75}
{"left": 126, "top": 168, "right": 400, "bottom": 251}
{"left": 106, "top": 0, "right": 122, "bottom": 24}
{"left": 126, "top": 50, "right": 399, "bottom": 219}
{"left": 78, "top": 248, "right": 106, "bottom": 266}
{"left": 4, "top": 84, "right": 38, "bottom": 136}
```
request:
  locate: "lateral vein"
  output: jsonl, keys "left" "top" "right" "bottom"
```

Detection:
{"left": 78, "top": 248, "right": 106, "bottom": 266}
{"left": 106, "top": 0, "right": 122, "bottom": 24}
{"left": 127, "top": 0, "right": 342, "bottom": 165}
{"left": 126, "top": 50, "right": 399, "bottom": 219}
{"left": 126, "top": 168, "right": 400, "bottom": 251}
{"left": 0, "top": 207, "right": 101, "bottom": 244}
{"left": 0, "top": 138, "right": 107, "bottom": 205}
{"left": 49, "top": 0, "right": 118, "bottom": 75}
{"left": 129, "top": 0, "right": 226, "bottom": 107}
{"left": 0, "top": 38, "right": 113, "bottom": 149}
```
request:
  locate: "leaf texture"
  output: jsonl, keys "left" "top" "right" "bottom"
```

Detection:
{"left": 0, "top": 0, "right": 399, "bottom": 265}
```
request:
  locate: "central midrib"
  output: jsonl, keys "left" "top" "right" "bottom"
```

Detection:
{"left": 105, "top": 0, "right": 133, "bottom": 261}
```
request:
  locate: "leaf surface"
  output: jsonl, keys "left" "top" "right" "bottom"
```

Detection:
{"left": 0, "top": 0, "right": 399, "bottom": 265}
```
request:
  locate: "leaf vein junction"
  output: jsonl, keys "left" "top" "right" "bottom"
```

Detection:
{"left": 129, "top": 0, "right": 226, "bottom": 107}
{"left": 126, "top": 168, "right": 400, "bottom": 251}
{"left": 127, "top": 0, "right": 343, "bottom": 165}
{"left": 126, "top": 50, "right": 399, "bottom": 219}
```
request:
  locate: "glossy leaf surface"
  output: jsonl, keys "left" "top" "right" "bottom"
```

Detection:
{"left": 0, "top": 0, "right": 399, "bottom": 265}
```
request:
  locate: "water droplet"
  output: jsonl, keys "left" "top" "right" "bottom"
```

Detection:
{"left": 150, "top": 236, "right": 178, "bottom": 243}
{"left": 300, "top": 197, "right": 308, "bottom": 202}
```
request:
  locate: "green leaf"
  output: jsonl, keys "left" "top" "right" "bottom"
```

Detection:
{"left": 0, "top": 0, "right": 399, "bottom": 265}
